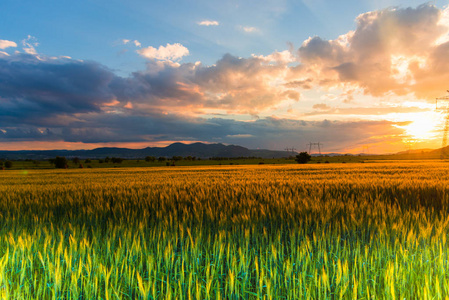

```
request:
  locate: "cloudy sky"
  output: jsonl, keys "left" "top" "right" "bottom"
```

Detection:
{"left": 1, "top": 0, "right": 449, "bottom": 153}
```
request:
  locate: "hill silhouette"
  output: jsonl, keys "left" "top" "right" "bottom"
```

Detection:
{"left": 0, "top": 142, "right": 293, "bottom": 160}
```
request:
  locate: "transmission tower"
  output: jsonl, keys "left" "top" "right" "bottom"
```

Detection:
{"left": 436, "top": 90, "right": 449, "bottom": 159}
{"left": 284, "top": 147, "right": 297, "bottom": 156}
{"left": 307, "top": 142, "right": 322, "bottom": 155}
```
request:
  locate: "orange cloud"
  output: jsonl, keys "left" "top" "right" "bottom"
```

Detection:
{"left": 296, "top": 4, "right": 449, "bottom": 99}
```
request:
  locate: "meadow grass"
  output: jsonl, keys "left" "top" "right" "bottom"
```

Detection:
{"left": 0, "top": 162, "right": 449, "bottom": 298}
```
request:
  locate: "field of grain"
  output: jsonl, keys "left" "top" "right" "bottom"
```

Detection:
{"left": 1, "top": 162, "right": 449, "bottom": 299}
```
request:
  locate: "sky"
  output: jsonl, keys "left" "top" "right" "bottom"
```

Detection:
{"left": 1, "top": 0, "right": 449, "bottom": 153}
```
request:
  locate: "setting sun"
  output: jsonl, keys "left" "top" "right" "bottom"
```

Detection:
{"left": 403, "top": 113, "right": 440, "bottom": 140}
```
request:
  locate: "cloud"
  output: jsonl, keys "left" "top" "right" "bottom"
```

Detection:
{"left": 123, "top": 39, "right": 141, "bottom": 47}
{"left": 22, "top": 35, "right": 39, "bottom": 55}
{"left": 0, "top": 39, "right": 17, "bottom": 49}
{"left": 0, "top": 47, "right": 410, "bottom": 152}
{"left": 252, "top": 50, "right": 295, "bottom": 64}
{"left": 313, "top": 103, "right": 331, "bottom": 110}
{"left": 226, "top": 134, "right": 253, "bottom": 138}
{"left": 197, "top": 20, "right": 219, "bottom": 26}
{"left": 0, "top": 105, "right": 406, "bottom": 153}
{"left": 2, "top": 4, "right": 448, "bottom": 152}
{"left": 0, "top": 50, "right": 297, "bottom": 130}
{"left": 0, "top": 53, "right": 115, "bottom": 125}
{"left": 109, "top": 53, "right": 297, "bottom": 113}
{"left": 296, "top": 4, "right": 449, "bottom": 99}
{"left": 240, "top": 26, "right": 260, "bottom": 33}
{"left": 137, "top": 43, "right": 189, "bottom": 62}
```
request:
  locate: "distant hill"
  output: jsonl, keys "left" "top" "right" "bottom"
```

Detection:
{"left": 395, "top": 148, "right": 434, "bottom": 155}
{"left": 0, "top": 142, "right": 293, "bottom": 160}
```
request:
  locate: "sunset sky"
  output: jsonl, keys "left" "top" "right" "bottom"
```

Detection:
{"left": 1, "top": 0, "right": 449, "bottom": 153}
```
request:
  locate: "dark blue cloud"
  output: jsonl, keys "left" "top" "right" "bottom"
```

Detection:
{"left": 0, "top": 54, "right": 115, "bottom": 120}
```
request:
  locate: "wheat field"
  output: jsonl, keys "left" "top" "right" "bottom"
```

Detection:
{"left": 0, "top": 161, "right": 448, "bottom": 299}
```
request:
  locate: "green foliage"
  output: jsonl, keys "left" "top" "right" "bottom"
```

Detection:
{"left": 4, "top": 160, "right": 12, "bottom": 168}
{"left": 145, "top": 156, "right": 156, "bottom": 162}
{"left": 110, "top": 157, "right": 124, "bottom": 164}
{"left": 295, "top": 151, "right": 312, "bottom": 164}
{"left": 53, "top": 156, "right": 68, "bottom": 169}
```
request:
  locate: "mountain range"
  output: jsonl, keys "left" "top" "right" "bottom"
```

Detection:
{"left": 0, "top": 142, "right": 294, "bottom": 160}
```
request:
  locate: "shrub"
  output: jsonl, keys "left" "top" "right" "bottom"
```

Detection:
{"left": 54, "top": 156, "right": 68, "bottom": 169}
{"left": 111, "top": 157, "right": 124, "bottom": 164}
{"left": 4, "top": 161, "right": 12, "bottom": 169}
{"left": 145, "top": 156, "right": 156, "bottom": 162}
{"left": 295, "top": 152, "right": 312, "bottom": 164}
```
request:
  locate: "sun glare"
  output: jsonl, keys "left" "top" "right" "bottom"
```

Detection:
{"left": 402, "top": 112, "right": 440, "bottom": 141}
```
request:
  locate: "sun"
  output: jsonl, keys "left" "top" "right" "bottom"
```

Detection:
{"left": 402, "top": 112, "right": 440, "bottom": 141}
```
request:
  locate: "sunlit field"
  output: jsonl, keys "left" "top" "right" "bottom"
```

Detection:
{"left": 1, "top": 162, "right": 449, "bottom": 298}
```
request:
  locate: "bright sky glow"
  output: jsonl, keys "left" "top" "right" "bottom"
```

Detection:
{"left": 1, "top": 0, "right": 449, "bottom": 153}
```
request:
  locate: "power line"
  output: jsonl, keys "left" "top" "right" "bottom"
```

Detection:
{"left": 436, "top": 90, "right": 449, "bottom": 159}
{"left": 284, "top": 147, "right": 297, "bottom": 156}
{"left": 307, "top": 142, "right": 322, "bottom": 155}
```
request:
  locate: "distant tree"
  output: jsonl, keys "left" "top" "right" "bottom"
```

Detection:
{"left": 4, "top": 161, "right": 12, "bottom": 169}
{"left": 172, "top": 156, "right": 183, "bottom": 162}
{"left": 53, "top": 156, "right": 68, "bottom": 169}
{"left": 111, "top": 157, "right": 124, "bottom": 164}
{"left": 158, "top": 157, "right": 166, "bottom": 162}
{"left": 0, "top": 161, "right": 3, "bottom": 167}
{"left": 145, "top": 156, "right": 156, "bottom": 162}
{"left": 84, "top": 159, "right": 92, "bottom": 164}
{"left": 72, "top": 157, "right": 80, "bottom": 164}
{"left": 104, "top": 157, "right": 110, "bottom": 163}
{"left": 98, "top": 159, "right": 104, "bottom": 163}
{"left": 295, "top": 152, "right": 311, "bottom": 164}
